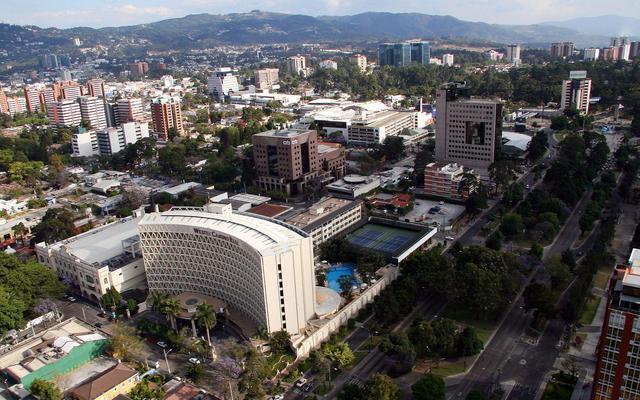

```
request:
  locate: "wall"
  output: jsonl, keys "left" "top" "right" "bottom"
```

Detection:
{"left": 294, "top": 266, "right": 399, "bottom": 357}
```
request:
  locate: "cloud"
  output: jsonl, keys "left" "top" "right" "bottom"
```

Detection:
{"left": 118, "top": 4, "right": 172, "bottom": 16}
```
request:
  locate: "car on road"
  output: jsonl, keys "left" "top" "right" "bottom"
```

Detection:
{"left": 188, "top": 357, "right": 201, "bottom": 365}
{"left": 157, "top": 341, "right": 168, "bottom": 349}
{"left": 295, "top": 377, "right": 307, "bottom": 388}
{"left": 94, "top": 322, "right": 103, "bottom": 328}
{"left": 303, "top": 383, "right": 314, "bottom": 392}
{"left": 68, "top": 296, "right": 76, "bottom": 302}
{"left": 444, "top": 236, "right": 455, "bottom": 241}
{"left": 268, "top": 395, "right": 284, "bottom": 400}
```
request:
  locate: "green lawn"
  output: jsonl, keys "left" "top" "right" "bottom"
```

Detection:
{"left": 430, "top": 359, "right": 467, "bottom": 378}
{"left": 542, "top": 382, "right": 573, "bottom": 400}
{"left": 443, "top": 309, "right": 497, "bottom": 344}
{"left": 594, "top": 267, "right": 612, "bottom": 291}
{"left": 578, "top": 296, "right": 602, "bottom": 326}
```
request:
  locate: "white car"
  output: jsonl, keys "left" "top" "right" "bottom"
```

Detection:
{"left": 68, "top": 297, "right": 76, "bottom": 302}
{"left": 269, "top": 395, "right": 284, "bottom": 400}
{"left": 188, "top": 357, "right": 201, "bottom": 365}
{"left": 157, "top": 341, "right": 168, "bottom": 349}
{"left": 295, "top": 377, "right": 308, "bottom": 388}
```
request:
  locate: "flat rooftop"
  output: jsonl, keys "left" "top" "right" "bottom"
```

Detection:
{"left": 352, "top": 110, "right": 413, "bottom": 128}
{"left": 286, "top": 197, "right": 359, "bottom": 231}
{"left": 51, "top": 216, "right": 141, "bottom": 265}
{"left": 248, "top": 203, "right": 291, "bottom": 218}
{"left": 253, "top": 129, "right": 311, "bottom": 138}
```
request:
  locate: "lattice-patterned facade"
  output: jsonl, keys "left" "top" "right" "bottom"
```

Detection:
{"left": 138, "top": 209, "right": 316, "bottom": 336}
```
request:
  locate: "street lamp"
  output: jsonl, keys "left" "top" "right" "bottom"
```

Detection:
{"left": 163, "top": 348, "right": 173, "bottom": 375}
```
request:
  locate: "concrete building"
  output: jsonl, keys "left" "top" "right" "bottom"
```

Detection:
{"left": 287, "top": 55, "right": 307, "bottom": 75}
{"left": 129, "top": 61, "right": 149, "bottom": 77}
{"left": 6, "top": 97, "right": 27, "bottom": 115}
{"left": 592, "top": 252, "right": 640, "bottom": 400}
{"left": 561, "top": 70, "right": 592, "bottom": 114}
{"left": 348, "top": 110, "right": 424, "bottom": 145}
{"left": 318, "top": 142, "right": 346, "bottom": 180}
{"left": 115, "top": 98, "right": 144, "bottom": 124}
{"left": 602, "top": 47, "right": 618, "bottom": 61}
{"left": 79, "top": 96, "right": 107, "bottom": 130}
{"left": 327, "top": 175, "right": 381, "bottom": 199}
{"left": 86, "top": 79, "right": 106, "bottom": 98}
{"left": 550, "top": 42, "right": 574, "bottom": 58}
{"left": 61, "top": 85, "right": 82, "bottom": 102}
{"left": 151, "top": 95, "right": 183, "bottom": 140}
{"left": 139, "top": 204, "right": 316, "bottom": 336}
{"left": 484, "top": 50, "right": 504, "bottom": 62}
{"left": 96, "top": 122, "right": 150, "bottom": 157}
{"left": 48, "top": 100, "right": 82, "bottom": 128}
{"left": 252, "top": 129, "right": 320, "bottom": 195}
{"left": 254, "top": 68, "right": 279, "bottom": 90}
{"left": 506, "top": 44, "right": 521, "bottom": 65}
{"left": 23, "top": 86, "right": 42, "bottom": 113}
{"left": 434, "top": 83, "right": 502, "bottom": 178}
{"left": 319, "top": 60, "right": 338, "bottom": 70}
{"left": 35, "top": 214, "right": 146, "bottom": 302}
{"left": 378, "top": 41, "right": 430, "bottom": 67}
{"left": 442, "top": 53, "right": 454, "bottom": 66}
{"left": 611, "top": 36, "right": 631, "bottom": 61}
{"left": 69, "top": 363, "right": 138, "bottom": 400}
{"left": 59, "top": 69, "right": 72, "bottom": 81}
{"left": 284, "top": 196, "right": 362, "bottom": 247}
{"left": 631, "top": 41, "right": 640, "bottom": 59}
{"left": 423, "top": 162, "right": 478, "bottom": 201}
{"left": 0, "top": 88, "right": 8, "bottom": 114}
{"left": 583, "top": 48, "right": 601, "bottom": 61}
{"left": 207, "top": 68, "right": 240, "bottom": 101}
{"left": 229, "top": 91, "right": 301, "bottom": 107}
{"left": 349, "top": 54, "right": 367, "bottom": 72}
{"left": 72, "top": 130, "right": 99, "bottom": 157}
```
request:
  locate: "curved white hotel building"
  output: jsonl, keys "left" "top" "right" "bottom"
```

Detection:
{"left": 138, "top": 203, "right": 316, "bottom": 336}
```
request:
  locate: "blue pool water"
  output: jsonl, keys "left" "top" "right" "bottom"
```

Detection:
{"left": 326, "top": 263, "right": 357, "bottom": 292}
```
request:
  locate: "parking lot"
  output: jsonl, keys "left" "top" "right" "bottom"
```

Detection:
{"left": 403, "top": 199, "right": 465, "bottom": 228}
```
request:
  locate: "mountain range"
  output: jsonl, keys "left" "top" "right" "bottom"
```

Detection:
{"left": 2, "top": 11, "right": 630, "bottom": 64}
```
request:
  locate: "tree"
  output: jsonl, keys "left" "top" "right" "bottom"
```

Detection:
{"left": 32, "top": 208, "right": 76, "bottom": 244}
{"left": 30, "top": 378, "right": 63, "bottom": 400}
{"left": 270, "top": 330, "right": 292, "bottom": 354}
{"left": 546, "top": 258, "right": 572, "bottom": 290}
{"left": 529, "top": 243, "right": 544, "bottom": 259}
{"left": 0, "top": 286, "right": 27, "bottom": 336}
{"left": 337, "top": 383, "right": 366, "bottom": 400}
{"left": 366, "top": 373, "right": 400, "bottom": 400}
{"left": 148, "top": 291, "right": 168, "bottom": 312}
{"left": 489, "top": 159, "right": 517, "bottom": 195}
{"left": 412, "top": 374, "right": 445, "bottom": 400}
{"left": 12, "top": 222, "right": 29, "bottom": 247}
{"left": 239, "top": 349, "right": 268, "bottom": 398}
{"left": 109, "top": 322, "right": 145, "bottom": 362}
{"left": 8, "top": 161, "right": 44, "bottom": 187}
{"left": 102, "top": 286, "right": 122, "bottom": 309}
{"left": 195, "top": 302, "right": 217, "bottom": 346}
{"left": 338, "top": 274, "right": 356, "bottom": 300}
{"left": 187, "top": 362, "right": 204, "bottom": 383}
{"left": 485, "top": 230, "right": 503, "bottom": 251}
{"left": 323, "top": 342, "right": 355, "bottom": 368}
{"left": 160, "top": 298, "right": 181, "bottom": 331}
{"left": 523, "top": 283, "right": 556, "bottom": 328}
{"left": 466, "top": 390, "right": 488, "bottom": 400}
{"left": 499, "top": 213, "right": 524, "bottom": 239}
{"left": 129, "top": 381, "right": 164, "bottom": 400}
{"left": 127, "top": 299, "right": 139, "bottom": 315}
{"left": 380, "top": 136, "right": 405, "bottom": 162}
{"left": 456, "top": 327, "right": 484, "bottom": 356}
{"left": 561, "top": 249, "right": 576, "bottom": 268}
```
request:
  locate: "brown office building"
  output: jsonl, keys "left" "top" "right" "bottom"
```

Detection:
{"left": 151, "top": 95, "right": 183, "bottom": 140}
{"left": 435, "top": 83, "right": 502, "bottom": 178}
{"left": 253, "top": 129, "right": 345, "bottom": 195}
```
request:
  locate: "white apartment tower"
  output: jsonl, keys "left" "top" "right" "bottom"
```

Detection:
{"left": 506, "top": 44, "right": 521, "bottom": 65}
{"left": 79, "top": 96, "right": 107, "bottom": 130}
{"left": 442, "top": 54, "right": 454, "bottom": 66}
{"left": 560, "top": 71, "right": 592, "bottom": 115}
{"left": 207, "top": 68, "right": 240, "bottom": 102}
{"left": 48, "top": 100, "right": 82, "bottom": 128}
{"left": 583, "top": 48, "right": 601, "bottom": 61}
{"left": 254, "top": 68, "right": 279, "bottom": 90}
{"left": 349, "top": 54, "right": 367, "bottom": 72}
{"left": 287, "top": 55, "right": 307, "bottom": 75}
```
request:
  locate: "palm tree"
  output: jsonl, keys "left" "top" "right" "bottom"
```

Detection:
{"left": 12, "top": 222, "right": 28, "bottom": 247}
{"left": 148, "top": 291, "right": 168, "bottom": 312}
{"left": 195, "top": 302, "right": 217, "bottom": 346}
{"left": 160, "top": 298, "right": 181, "bottom": 331}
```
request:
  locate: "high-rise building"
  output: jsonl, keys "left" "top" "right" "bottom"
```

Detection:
{"left": 23, "top": 86, "right": 42, "bottom": 113}
{"left": 207, "top": 68, "right": 240, "bottom": 101}
{"left": 484, "top": 50, "right": 504, "bottom": 62}
{"left": 48, "top": 100, "right": 82, "bottom": 128}
{"left": 59, "top": 69, "right": 72, "bottom": 81}
{"left": 630, "top": 42, "right": 640, "bottom": 59}
{"left": 506, "top": 44, "right": 521, "bottom": 65}
{"left": 6, "top": 97, "right": 27, "bottom": 115}
{"left": 550, "top": 42, "right": 575, "bottom": 58}
{"left": 319, "top": 60, "right": 338, "bottom": 70}
{"left": 78, "top": 96, "right": 107, "bottom": 130}
{"left": 602, "top": 47, "right": 618, "bottom": 61}
{"left": 41, "top": 88, "right": 57, "bottom": 111}
{"left": 434, "top": 83, "right": 503, "bottom": 178}
{"left": 254, "top": 68, "right": 279, "bottom": 90}
{"left": 287, "top": 55, "right": 307, "bottom": 75}
{"left": 129, "top": 61, "right": 149, "bottom": 78}
{"left": 139, "top": 204, "right": 316, "bottom": 336}
{"left": 560, "top": 71, "right": 592, "bottom": 115}
{"left": 252, "top": 129, "right": 321, "bottom": 195}
{"left": 349, "top": 54, "right": 367, "bottom": 72}
{"left": 151, "top": 95, "right": 183, "bottom": 140}
{"left": 96, "top": 122, "right": 150, "bottom": 156}
{"left": 48, "top": 54, "right": 59, "bottom": 69}
{"left": 61, "top": 84, "right": 82, "bottom": 102}
{"left": 59, "top": 54, "right": 71, "bottom": 67}
{"left": 86, "top": 79, "right": 106, "bottom": 98}
{"left": 583, "top": 48, "right": 601, "bottom": 61}
{"left": 115, "top": 98, "right": 144, "bottom": 125}
{"left": 423, "top": 162, "right": 478, "bottom": 201}
{"left": 442, "top": 53, "right": 454, "bottom": 66}
{"left": 592, "top": 250, "right": 640, "bottom": 400}
{"left": 611, "top": 37, "right": 631, "bottom": 61}
{"left": 0, "top": 88, "right": 8, "bottom": 114}
{"left": 378, "top": 41, "right": 430, "bottom": 67}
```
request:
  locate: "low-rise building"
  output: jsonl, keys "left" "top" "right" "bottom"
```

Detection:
{"left": 72, "top": 122, "right": 150, "bottom": 158}
{"left": 327, "top": 175, "right": 381, "bottom": 199}
{"left": 423, "top": 162, "right": 478, "bottom": 201}
{"left": 317, "top": 142, "right": 346, "bottom": 180}
{"left": 284, "top": 196, "right": 362, "bottom": 246}
{"left": 348, "top": 110, "right": 424, "bottom": 145}
{"left": 69, "top": 363, "right": 138, "bottom": 400}
{"left": 35, "top": 213, "right": 146, "bottom": 302}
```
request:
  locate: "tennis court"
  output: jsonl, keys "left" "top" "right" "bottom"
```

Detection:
{"left": 347, "top": 222, "right": 420, "bottom": 256}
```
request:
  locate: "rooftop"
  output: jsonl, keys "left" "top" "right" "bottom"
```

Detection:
{"left": 352, "top": 110, "right": 415, "bottom": 128}
{"left": 247, "top": 203, "right": 291, "bottom": 218}
{"left": 47, "top": 216, "right": 142, "bottom": 266}
{"left": 285, "top": 197, "right": 359, "bottom": 231}
{"left": 69, "top": 363, "right": 137, "bottom": 400}
{"left": 253, "top": 129, "right": 312, "bottom": 138}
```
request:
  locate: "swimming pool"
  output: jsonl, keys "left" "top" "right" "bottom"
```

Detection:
{"left": 326, "top": 263, "right": 357, "bottom": 292}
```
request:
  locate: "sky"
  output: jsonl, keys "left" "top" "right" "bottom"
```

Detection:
{"left": 1, "top": 0, "right": 639, "bottom": 28}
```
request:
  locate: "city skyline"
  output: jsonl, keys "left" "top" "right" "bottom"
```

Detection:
{"left": 2, "top": 0, "right": 640, "bottom": 29}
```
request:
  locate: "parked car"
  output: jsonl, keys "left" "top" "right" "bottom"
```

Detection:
{"left": 188, "top": 357, "right": 201, "bottom": 365}
{"left": 94, "top": 322, "right": 103, "bottom": 328}
{"left": 68, "top": 296, "right": 76, "bottom": 302}
{"left": 295, "top": 378, "right": 307, "bottom": 388}
{"left": 157, "top": 341, "right": 168, "bottom": 349}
